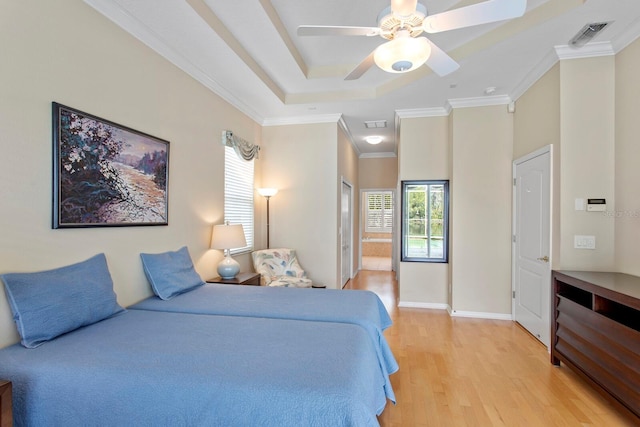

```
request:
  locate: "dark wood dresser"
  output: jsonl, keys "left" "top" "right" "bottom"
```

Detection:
{"left": 551, "top": 270, "right": 640, "bottom": 419}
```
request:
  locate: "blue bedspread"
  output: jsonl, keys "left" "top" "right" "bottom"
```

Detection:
{"left": 130, "top": 284, "right": 398, "bottom": 400}
{"left": 0, "top": 310, "right": 388, "bottom": 426}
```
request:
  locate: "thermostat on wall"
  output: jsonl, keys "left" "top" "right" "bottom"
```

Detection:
{"left": 587, "top": 198, "right": 606, "bottom": 212}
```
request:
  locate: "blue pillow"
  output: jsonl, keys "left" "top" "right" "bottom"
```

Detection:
{"left": 140, "top": 246, "right": 205, "bottom": 300}
{"left": 1, "top": 253, "right": 125, "bottom": 348}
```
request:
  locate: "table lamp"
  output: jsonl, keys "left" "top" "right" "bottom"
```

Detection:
{"left": 211, "top": 222, "right": 247, "bottom": 279}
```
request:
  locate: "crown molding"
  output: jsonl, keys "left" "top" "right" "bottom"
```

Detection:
{"left": 83, "top": 0, "right": 264, "bottom": 124}
{"left": 555, "top": 41, "right": 615, "bottom": 60}
{"left": 359, "top": 152, "right": 397, "bottom": 159}
{"left": 395, "top": 106, "right": 451, "bottom": 119}
{"left": 447, "top": 94, "right": 512, "bottom": 109}
{"left": 611, "top": 17, "right": 640, "bottom": 53}
{"left": 262, "top": 113, "right": 343, "bottom": 126}
{"left": 337, "top": 115, "right": 361, "bottom": 157}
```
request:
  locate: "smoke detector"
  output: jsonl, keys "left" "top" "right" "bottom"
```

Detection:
{"left": 569, "top": 22, "right": 611, "bottom": 48}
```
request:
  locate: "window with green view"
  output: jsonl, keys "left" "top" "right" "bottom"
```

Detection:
{"left": 401, "top": 180, "right": 449, "bottom": 262}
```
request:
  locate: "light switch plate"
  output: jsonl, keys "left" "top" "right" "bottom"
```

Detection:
{"left": 575, "top": 198, "right": 585, "bottom": 211}
{"left": 574, "top": 235, "right": 596, "bottom": 249}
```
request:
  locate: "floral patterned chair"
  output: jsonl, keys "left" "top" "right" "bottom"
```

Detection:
{"left": 251, "top": 248, "right": 313, "bottom": 288}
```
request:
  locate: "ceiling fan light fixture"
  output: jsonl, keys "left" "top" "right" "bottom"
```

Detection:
{"left": 374, "top": 35, "right": 431, "bottom": 73}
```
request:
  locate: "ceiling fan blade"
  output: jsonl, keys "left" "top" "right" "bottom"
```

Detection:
{"left": 423, "top": 39, "right": 460, "bottom": 76}
{"left": 345, "top": 51, "right": 376, "bottom": 80}
{"left": 422, "top": 0, "right": 527, "bottom": 34}
{"left": 297, "top": 25, "right": 380, "bottom": 37}
{"left": 391, "top": 0, "right": 418, "bottom": 18}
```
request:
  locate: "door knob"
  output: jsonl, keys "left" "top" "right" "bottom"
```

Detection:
{"left": 537, "top": 256, "right": 549, "bottom": 262}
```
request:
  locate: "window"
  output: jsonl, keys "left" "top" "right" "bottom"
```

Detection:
{"left": 365, "top": 191, "right": 393, "bottom": 233}
{"left": 401, "top": 180, "right": 449, "bottom": 262}
{"left": 224, "top": 146, "right": 254, "bottom": 254}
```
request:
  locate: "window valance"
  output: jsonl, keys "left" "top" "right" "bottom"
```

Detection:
{"left": 221, "top": 130, "right": 260, "bottom": 161}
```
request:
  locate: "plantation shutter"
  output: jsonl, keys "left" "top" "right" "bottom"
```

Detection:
{"left": 383, "top": 192, "right": 393, "bottom": 230}
{"left": 366, "top": 191, "right": 393, "bottom": 233}
{"left": 224, "top": 146, "right": 254, "bottom": 254}
{"left": 366, "top": 194, "right": 383, "bottom": 231}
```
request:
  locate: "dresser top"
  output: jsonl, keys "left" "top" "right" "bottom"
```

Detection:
{"left": 554, "top": 270, "right": 640, "bottom": 300}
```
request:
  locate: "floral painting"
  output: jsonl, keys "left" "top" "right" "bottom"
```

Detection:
{"left": 53, "top": 103, "right": 169, "bottom": 228}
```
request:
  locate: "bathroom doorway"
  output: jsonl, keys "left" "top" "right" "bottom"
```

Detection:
{"left": 361, "top": 190, "right": 394, "bottom": 272}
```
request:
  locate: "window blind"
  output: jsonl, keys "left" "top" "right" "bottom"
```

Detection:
{"left": 224, "top": 146, "right": 254, "bottom": 254}
{"left": 365, "top": 191, "right": 393, "bottom": 233}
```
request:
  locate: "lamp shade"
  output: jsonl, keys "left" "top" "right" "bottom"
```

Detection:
{"left": 211, "top": 223, "right": 247, "bottom": 250}
{"left": 258, "top": 188, "right": 278, "bottom": 198}
{"left": 374, "top": 35, "right": 431, "bottom": 73}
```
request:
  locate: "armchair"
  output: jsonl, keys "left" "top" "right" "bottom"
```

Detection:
{"left": 251, "top": 249, "right": 312, "bottom": 288}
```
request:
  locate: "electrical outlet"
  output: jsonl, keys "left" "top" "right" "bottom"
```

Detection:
{"left": 574, "top": 235, "right": 596, "bottom": 249}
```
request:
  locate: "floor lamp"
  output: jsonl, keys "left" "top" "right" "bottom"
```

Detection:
{"left": 257, "top": 188, "right": 278, "bottom": 249}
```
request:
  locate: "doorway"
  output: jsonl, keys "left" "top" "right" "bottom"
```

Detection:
{"left": 361, "top": 189, "right": 394, "bottom": 272}
{"left": 512, "top": 146, "right": 552, "bottom": 348}
{"left": 341, "top": 180, "right": 353, "bottom": 287}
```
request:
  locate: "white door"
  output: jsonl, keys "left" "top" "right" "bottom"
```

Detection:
{"left": 513, "top": 147, "right": 551, "bottom": 348}
{"left": 341, "top": 181, "right": 352, "bottom": 287}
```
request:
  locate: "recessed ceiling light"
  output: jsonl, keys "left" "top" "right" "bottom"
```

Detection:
{"left": 365, "top": 136, "right": 383, "bottom": 145}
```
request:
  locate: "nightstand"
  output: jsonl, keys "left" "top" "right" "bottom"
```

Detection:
{"left": 0, "top": 380, "right": 12, "bottom": 427}
{"left": 206, "top": 272, "right": 261, "bottom": 286}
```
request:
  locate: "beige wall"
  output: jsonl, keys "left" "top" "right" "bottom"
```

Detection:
{"left": 398, "top": 109, "right": 513, "bottom": 315}
{"left": 513, "top": 64, "right": 561, "bottom": 268}
{"left": 397, "top": 116, "right": 450, "bottom": 305}
{"left": 559, "top": 56, "right": 616, "bottom": 270}
{"left": 513, "top": 64, "right": 561, "bottom": 160}
{"left": 261, "top": 122, "right": 340, "bottom": 288}
{"left": 450, "top": 106, "right": 514, "bottom": 315}
{"left": 359, "top": 157, "right": 398, "bottom": 189}
{"left": 615, "top": 38, "right": 640, "bottom": 276}
{"left": 0, "top": 0, "right": 260, "bottom": 347}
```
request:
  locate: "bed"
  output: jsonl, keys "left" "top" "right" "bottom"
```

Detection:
{"left": 130, "top": 283, "right": 398, "bottom": 398}
{"left": 0, "top": 310, "right": 388, "bottom": 426}
{"left": 0, "top": 251, "right": 396, "bottom": 426}
{"left": 135, "top": 247, "right": 399, "bottom": 402}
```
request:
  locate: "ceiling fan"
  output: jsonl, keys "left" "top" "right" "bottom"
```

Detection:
{"left": 297, "top": 0, "right": 527, "bottom": 80}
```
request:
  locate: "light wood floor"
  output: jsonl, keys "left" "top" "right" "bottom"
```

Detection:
{"left": 362, "top": 256, "right": 393, "bottom": 271}
{"left": 344, "top": 270, "right": 638, "bottom": 427}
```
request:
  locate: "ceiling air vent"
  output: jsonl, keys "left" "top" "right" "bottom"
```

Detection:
{"left": 364, "top": 120, "right": 387, "bottom": 129}
{"left": 569, "top": 22, "right": 611, "bottom": 48}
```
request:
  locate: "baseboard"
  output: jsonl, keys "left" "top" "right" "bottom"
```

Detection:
{"left": 448, "top": 309, "right": 513, "bottom": 321}
{"left": 397, "top": 301, "right": 448, "bottom": 310}
{"left": 398, "top": 302, "right": 513, "bottom": 321}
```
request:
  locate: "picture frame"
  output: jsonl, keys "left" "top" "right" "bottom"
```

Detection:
{"left": 52, "top": 102, "right": 169, "bottom": 228}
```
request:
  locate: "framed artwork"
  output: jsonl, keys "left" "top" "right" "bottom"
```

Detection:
{"left": 52, "top": 102, "right": 169, "bottom": 228}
